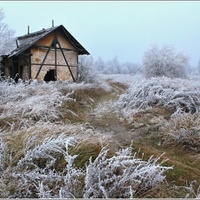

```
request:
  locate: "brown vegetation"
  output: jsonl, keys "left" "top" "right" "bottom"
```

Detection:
{"left": 0, "top": 79, "right": 199, "bottom": 198}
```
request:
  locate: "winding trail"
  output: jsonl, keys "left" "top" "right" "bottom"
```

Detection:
{"left": 85, "top": 81, "right": 200, "bottom": 187}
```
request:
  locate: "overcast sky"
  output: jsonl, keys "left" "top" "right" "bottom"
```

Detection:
{"left": 1, "top": 1, "right": 200, "bottom": 67}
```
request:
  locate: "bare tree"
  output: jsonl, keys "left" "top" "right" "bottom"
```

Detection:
{"left": 0, "top": 8, "right": 15, "bottom": 55}
{"left": 143, "top": 44, "right": 189, "bottom": 79}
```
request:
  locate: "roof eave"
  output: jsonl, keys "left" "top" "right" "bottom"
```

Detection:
{"left": 59, "top": 25, "right": 90, "bottom": 55}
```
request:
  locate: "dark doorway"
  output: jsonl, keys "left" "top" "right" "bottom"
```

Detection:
{"left": 13, "top": 58, "right": 19, "bottom": 81}
{"left": 19, "top": 65, "right": 24, "bottom": 79}
{"left": 44, "top": 69, "right": 56, "bottom": 82}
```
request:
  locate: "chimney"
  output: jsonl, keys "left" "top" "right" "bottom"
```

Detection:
{"left": 16, "top": 39, "right": 19, "bottom": 48}
{"left": 28, "top": 26, "right": 30, "bottom": 34}
{"left": 52, "top": 20, "right": 54, "bottom": 27}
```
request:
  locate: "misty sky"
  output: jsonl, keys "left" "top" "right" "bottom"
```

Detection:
{"left": 1, "top": 1, "right": 200, "bottom": 67}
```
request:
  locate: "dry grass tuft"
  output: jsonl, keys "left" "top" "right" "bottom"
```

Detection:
{"left": 162, "top": 113, "right": 200, "bottom": 152}
{"left": 1, "top": 121, "right": 115, "bottom": 168}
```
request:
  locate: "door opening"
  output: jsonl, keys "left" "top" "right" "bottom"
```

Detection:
{"left": 44, "top": 69, "right": 56, "bottom": 82}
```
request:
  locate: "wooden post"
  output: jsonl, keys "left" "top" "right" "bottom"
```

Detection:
{"left": 28, "top": 53, "right": 31, "bottom": 79}
{"left": 56, "top": 38, "right": 75, "bottom": 81}
{"left": 11, "top": 57, "right": 14, "bottom": 78}
{"left": 76, "top": 53, "right": 79, "bottom": 81}
{"left": 54, "top": 37, "right": 57, "bottom": 80}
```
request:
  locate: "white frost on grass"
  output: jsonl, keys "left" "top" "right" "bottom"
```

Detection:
{"left": 1, "top": 134, "right": 171, "bottom": 198}
{"left": 84, "top": 147, "right": 172, "bottom": 198}
{"left": 93, "top": 75, "right": 200, "bottom": 129}
{"left": 112, "top": 76, "right": 200, "bottom": 120}
{"left": 0, "top": 79, "right": 112, "bottom": 125}
{"left": 0, "top": 137, "right": 6, "bottom": 170}
{"left": 101, "top": 73, "right": 143, "bottom": 87}
{"left": 0, "top": 80, "right": 73, "bottom": 123}
{"left": 67, "top": 80, "right": 112, "bottom": 93}
{"left": 0, "top": 75, "right": 199, "bottom": 198}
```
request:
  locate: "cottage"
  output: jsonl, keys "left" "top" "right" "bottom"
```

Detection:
{"left": 0, "top": 24, "right": 89, "bottom": 82}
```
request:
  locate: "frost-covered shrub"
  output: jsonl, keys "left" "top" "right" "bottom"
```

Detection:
{"left": 0, "top": 137, "right": 6, "bottom": 171}
{"left": 0, "top": 79, "right": 111, "bottom": 126}
{"left": 169, "top": 129, "right": 200, "bottom": 152}
{"left": 0, "top": 76, "right": 113, "bottom": 127}
{"left": 174, "top": 181, "right": 200, "bottom": 198}
{"left": 16, "top": 136, "right": 85, "bottom": 198}
{"left": 0, "top": 80, "right": 75, "bottom": 123}
{"left": 143, "top": 45, "right": 189, "bottom": 79}
{"left": 0, "top": 132, "right": 172, "bottom": 198}
{"left": 0, "top": 135, "right": 85, "bottom": 198}
{"left": 113, "top": 77, "right": 200, "bottom": 120}
{"left": 162, "top": 113, "right": 200, "bottom": 152}
{"left": 2, "top": 135, "right": 78, "bottom": 197}
{"left": 84, "top": 147, "right": 171, "bottom": 198}
{"left": 2, "top": 120, "right": 113, "bottom": 167}
{"left": 0, "top": 119, "right": 114, "bottom": 198}
{"left": 78, "top": 55, "right": 99, "bottom": 83}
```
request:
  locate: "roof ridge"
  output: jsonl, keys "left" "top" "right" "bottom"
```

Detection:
{"left": 17, "top": 25, "right": 59, "bottom": 40}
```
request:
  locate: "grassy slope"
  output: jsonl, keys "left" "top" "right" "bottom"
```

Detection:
{"left": 65, "top": 80, "right": 200, "bottom": 197}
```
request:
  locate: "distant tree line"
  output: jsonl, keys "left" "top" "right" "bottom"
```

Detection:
{"left": 94, "top": 56, "right": 141, "bottom": 75}
{"left": 77, "top": 55, "right": 142, "bottom": 83}
{"left": 78, "top": 44, "right": 191, "bottom": 82}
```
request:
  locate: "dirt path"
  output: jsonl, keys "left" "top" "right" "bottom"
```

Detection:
{"left": 85, "top": 82, "right": 138, "bottom": 146}
{"left": 84, "top": 81, "right": 200, "bottom": 188}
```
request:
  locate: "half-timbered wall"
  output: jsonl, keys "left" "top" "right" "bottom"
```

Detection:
{"left": 31, "top": 30, "right": 78, "bottom": 81}
{"left": 1, "top": 26, "right": 85, "bottom": 82}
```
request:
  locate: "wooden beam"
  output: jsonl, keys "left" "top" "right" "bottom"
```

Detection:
{"left": 54, "top": 37, "right": 57, "bottom": 80}
{"left": 31, "top": 63, "right": 77, "bottom": 67}
{"left": 34, "top": 38, "right": 55, "bottom": 79}
{"left": 28, "top": 54, "right": 31, "bottom": 79}
{"left": 56, "top": 38, "right": 75, "bottom": 81}
{"left": 76, "top": 53, "right": 79, "bottom": 81}
{"left": 34, "top": 45, "right": 76, "bottom": 52}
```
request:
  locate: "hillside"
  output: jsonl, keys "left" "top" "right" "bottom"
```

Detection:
{"left": 0, "top": 74, "right": 200, "bottom": 198}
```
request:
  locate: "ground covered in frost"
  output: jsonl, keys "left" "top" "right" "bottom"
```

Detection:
{"left": 0, "top": 75, "right": 200, "bottom": 198}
